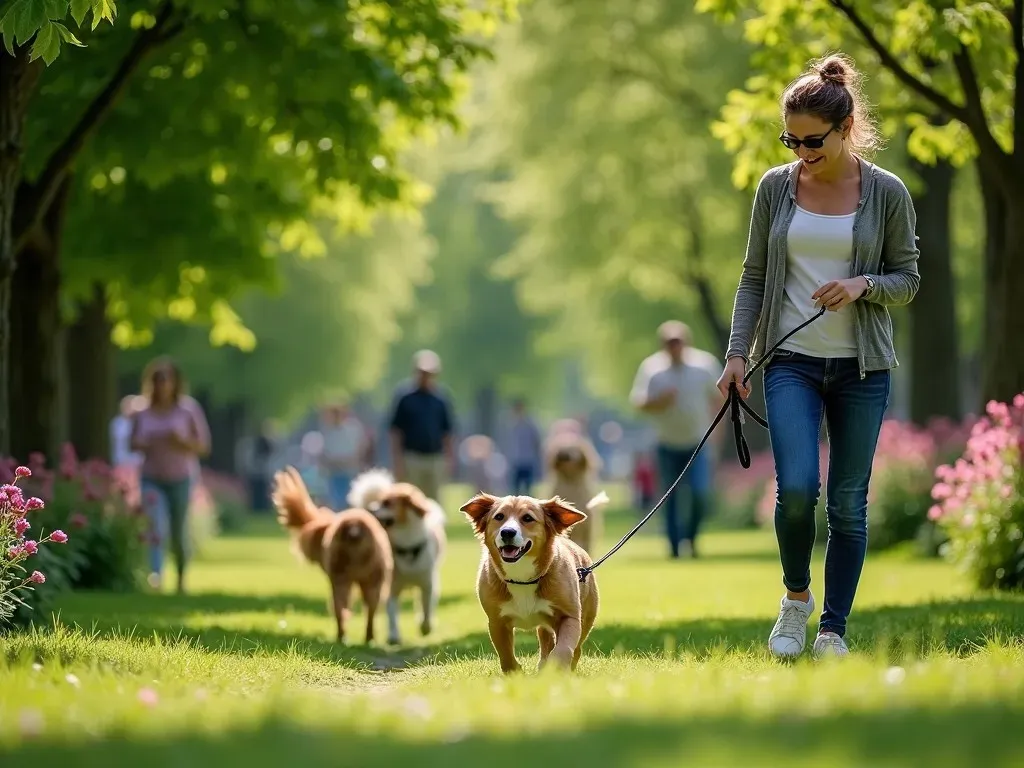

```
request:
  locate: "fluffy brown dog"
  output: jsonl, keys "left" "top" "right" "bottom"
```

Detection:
{"left": 545, "top": 432, "right": 609, "bottom": 554}
{"left": 461, "top": 492, "right": 599, "bottom": 675}
{"left": 272, "top": 466, "right": 393, "bottom": 644}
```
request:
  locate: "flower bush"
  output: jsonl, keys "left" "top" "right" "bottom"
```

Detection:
{"left": 201, "top": 469, "right": 250, "bottom": 533}
{"left": 19, "top": 445, "right": 149, "bottom": 593}
{"left": 930, "top": 395, "right": 1024, "bottom": 591}
{"left": 0, "top": 467, "right": 68, "bottom": 628}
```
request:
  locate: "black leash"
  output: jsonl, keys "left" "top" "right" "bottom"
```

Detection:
{"left": 576, "top": 307, "right": 827, "bottom": 583}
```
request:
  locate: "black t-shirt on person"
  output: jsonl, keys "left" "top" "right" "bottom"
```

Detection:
{"left": 388, "top": 383, "right": 454, "bottom": 456}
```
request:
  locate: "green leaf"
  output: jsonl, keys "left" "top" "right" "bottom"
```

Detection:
{"left": 0, "top": 0, "right": 49, "bottom": 48}
{"left": 89, "top": 0, "right": 114, "bottom": 30}
{"left": 54, "top": 20, "right": 83, "bottom": 45}
{"left": 28, "top": 18, "right": 61, "bottom": 64}
{"left": 70, "top": 0, "right": 90, "bottom": 27}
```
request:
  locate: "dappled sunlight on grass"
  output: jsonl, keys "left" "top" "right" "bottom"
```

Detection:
{"left": 2, "top": 507, "right": 1023, "bottom": 764}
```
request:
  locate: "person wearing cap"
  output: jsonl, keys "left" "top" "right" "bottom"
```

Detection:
{"left": 387, "top": 350, "right": 456, "bottom": 500}
{"left": 629, "top": 321, "right": 723, "bottom": 558}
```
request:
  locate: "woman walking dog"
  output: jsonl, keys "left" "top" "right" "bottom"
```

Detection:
{"left": 717, "top": 53, "right": 920, "bottom": 659}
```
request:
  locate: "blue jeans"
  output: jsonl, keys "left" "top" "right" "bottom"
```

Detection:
{"left": 327, "top": 472, "right": 353, "bottom": 509}
{"left": 141, "top": 476, "right": 193, "bottom": 582}
{"left": 656, "top": 444, "right": 712, "bottom": 557}
{"left": 764, "top": 350, "right": 890, "bottom": 637}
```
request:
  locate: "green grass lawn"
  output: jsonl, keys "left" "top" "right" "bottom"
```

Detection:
{"left": 2, "top": 482, "right": 1024, "bottom": 766}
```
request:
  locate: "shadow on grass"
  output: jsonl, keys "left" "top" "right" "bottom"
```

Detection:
{"left": 3, "top": 703, "right": 1023, "bottom": 766}
{"left": 33, "top": 591, "right": 1024, "bottom": 672}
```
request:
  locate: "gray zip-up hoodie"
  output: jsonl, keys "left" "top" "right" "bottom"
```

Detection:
{"left": 726, "top": 156, "right": 920, "bottom": 379}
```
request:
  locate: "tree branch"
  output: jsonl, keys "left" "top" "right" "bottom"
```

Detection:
{"left": 952, "top": 48, "right": 1013, "bottom": 181}
{"left": 13, "top": 0, "right": 185, "bottom": 251}
{"left": 830, "top": 0, "right": 969, "bottom": 124}
{"left": 679, "top": 194, "right": 728, "bottom": 352}
{"left": 1013, "top": 0, "right": 1023, "bottom": 161}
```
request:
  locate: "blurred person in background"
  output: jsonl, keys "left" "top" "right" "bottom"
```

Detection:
{"left": 131, "top": 356, "right": 211, "bottom": 594}
{"left": 319, "top": 402, "right": 368, "bottom": 508}
{"left": 237, "top": 420, "right": 277, "bottom": 513}
{"left": 110, "top": 394, "right": 146, "bottom": 470}
{"left": 387, "top": 350, "right": 456, "bottom": 501}
{"left": 504, "top": 397, "right": 542, "bottom": 495}
{"left": 630, "top": 320, "right": 723, "bottom": 559}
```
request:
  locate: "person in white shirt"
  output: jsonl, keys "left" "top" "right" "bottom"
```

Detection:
{"left": 318, "top": 402, "right": 368, "bottom": 509}
{"left": 630, "top": 321, "right": 723, "bottom": 558}
{"left": 110, "top": 395, "right": 145, "bottom": 468}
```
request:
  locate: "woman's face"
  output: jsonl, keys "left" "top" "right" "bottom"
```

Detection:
{"left": 782, "top": 112, "right": 849, "bottom": 176}
{"left": 151, "top": 367, "right": 176, "bottom": 403}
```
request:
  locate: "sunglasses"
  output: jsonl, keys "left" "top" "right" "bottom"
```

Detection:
{"left": 779, "top": 123, "right": 840, "bottom": 150}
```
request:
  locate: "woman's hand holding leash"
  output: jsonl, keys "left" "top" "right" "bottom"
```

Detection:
{"left": 717, "top": 357, "right": 750, "bottom": 400}
{"left": 812, "top": 277, "right": 868, "bottom": 311}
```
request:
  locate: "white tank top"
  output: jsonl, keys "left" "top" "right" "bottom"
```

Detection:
{"left": 777, "top": 205, "right": 858, "bottom": 359}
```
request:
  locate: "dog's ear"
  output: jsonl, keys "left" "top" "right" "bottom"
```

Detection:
{"left": 406, "top": 488, "right": 432, "bottom": 517}
{"left": 460, "top": 492, "right": 499, "bottom": 535}
{"left": 541, "top": 496, "right": 587, "bottom": 535}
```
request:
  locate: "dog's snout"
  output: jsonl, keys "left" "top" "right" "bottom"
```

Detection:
{"left": 499, "top": 527, "right": 517, "bottom": 542}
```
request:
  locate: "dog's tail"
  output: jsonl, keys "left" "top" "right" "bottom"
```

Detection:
{"left": 586, "top": 490, "right": 611, "bottom": 511}
{"left": 272, "top": 467, "right": 328, "bottom": 564}
{"left": 347, "top": 467, "right": 395, "bottom": 510}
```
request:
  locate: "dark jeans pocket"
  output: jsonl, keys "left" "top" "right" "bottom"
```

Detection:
{"left": 766, "top": 348, "right": 795, "bottom": 369}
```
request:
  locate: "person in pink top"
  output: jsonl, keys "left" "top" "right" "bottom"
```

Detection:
{"left": 130, "top": 356, "right": 211, "bottom": 594}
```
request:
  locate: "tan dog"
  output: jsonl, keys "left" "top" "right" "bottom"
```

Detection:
{"left": 460, "top": 492, "right": 599, "bottom": 674}
{"left": 272, "top": 466, "right": 393, "bottom": 644}
{"left": 348, "top": 468, "right": 447, "bottom": 645}
{"left": 545, "top": 433, "right": 609, "bottom": 554}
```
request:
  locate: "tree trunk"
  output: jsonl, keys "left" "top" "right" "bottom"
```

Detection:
{"left": 977, "top": 163, "right": 1024, "bottom": 406}
{"left": 9, "top": 177, "right": 72, "bottom": 463}
{"left": 0, "top": 47, "right": 44, "bottom": 455}
{"left": 682, "top": 194, "right": 729, "bottom": 352}
{"left": 66, "top": 282, "right": 116, "bottom": 462}
{"left": 908, "top": 157, "right": 960, "bottom": 425}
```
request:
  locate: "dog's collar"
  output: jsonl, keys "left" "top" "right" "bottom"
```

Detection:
{"left": 505, "top": 575, "right": 543, "bottom": 586}
{"left": 392, "top": 540, "right": 427, "bottom": 559}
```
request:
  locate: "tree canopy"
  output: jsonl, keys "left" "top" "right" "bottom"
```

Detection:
{"left": 471, "top": 0, "right": 752, "bottom": 401}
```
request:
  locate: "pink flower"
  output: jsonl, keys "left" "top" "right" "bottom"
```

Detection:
{"left": 931, "top": 483, "right": 952, "bottom": 501}
{"left": 0, "top": 483, "right": 25, "bottom": 510}
{"left": 14, "top": 466, "right": 31, "bottom": 479}
{"left": 24, "top": 497, "right": 43, "bottom": 511}
{"left": 22, "top": 540, "right": 38, "bottom": 555}
{"left": 14, "top": 517, "right": 29, "bottom": 537}
{"left": 927, "top": 505, "right": 943, "bottom": 521}
{"left": 137, "top": 687, "right": 159, "bottom": 707}
{"left": 17, "top": 708, "right": 44, "bottom": 737}
{"left": 70, "top": 513, "right": 88, "bottom": 529}
{"left": 49, "top": 530, "right": 68, "bottom": 544}
{"left": 1013, "top": 393, "right": 1024, "bottom": 409}
{"left": 8, "top": 545, "right": 24, "bottom": 559}
{"left": 30, "top": 571, "right": 45, "bottom": 584}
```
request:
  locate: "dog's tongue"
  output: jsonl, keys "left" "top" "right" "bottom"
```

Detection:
{"left": 501, "top": 545, "right": 519, "bottom": 557}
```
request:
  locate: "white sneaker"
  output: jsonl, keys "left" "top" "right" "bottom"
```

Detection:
{"left": 812, "top": 631, "right": 849, "bottom": 659}
{"left": 768, "top": 593, "right": 815, "bottom": 658}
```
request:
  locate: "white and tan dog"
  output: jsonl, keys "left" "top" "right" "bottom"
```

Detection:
{"left": 348, "top": 468, "right": 446, "bottom": 645}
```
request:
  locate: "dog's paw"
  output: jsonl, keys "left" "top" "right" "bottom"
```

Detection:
{"left": 419, "top": 618, "right": 433, "bottom": 636}
{"left": 387, "top": 634, "right": 402, "bottom": 646}
{"left": 540, "top": 646, "right": 573, "bottom": 671}
{"left": 500, "top": 662, "right": 523, "bottom": 675}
